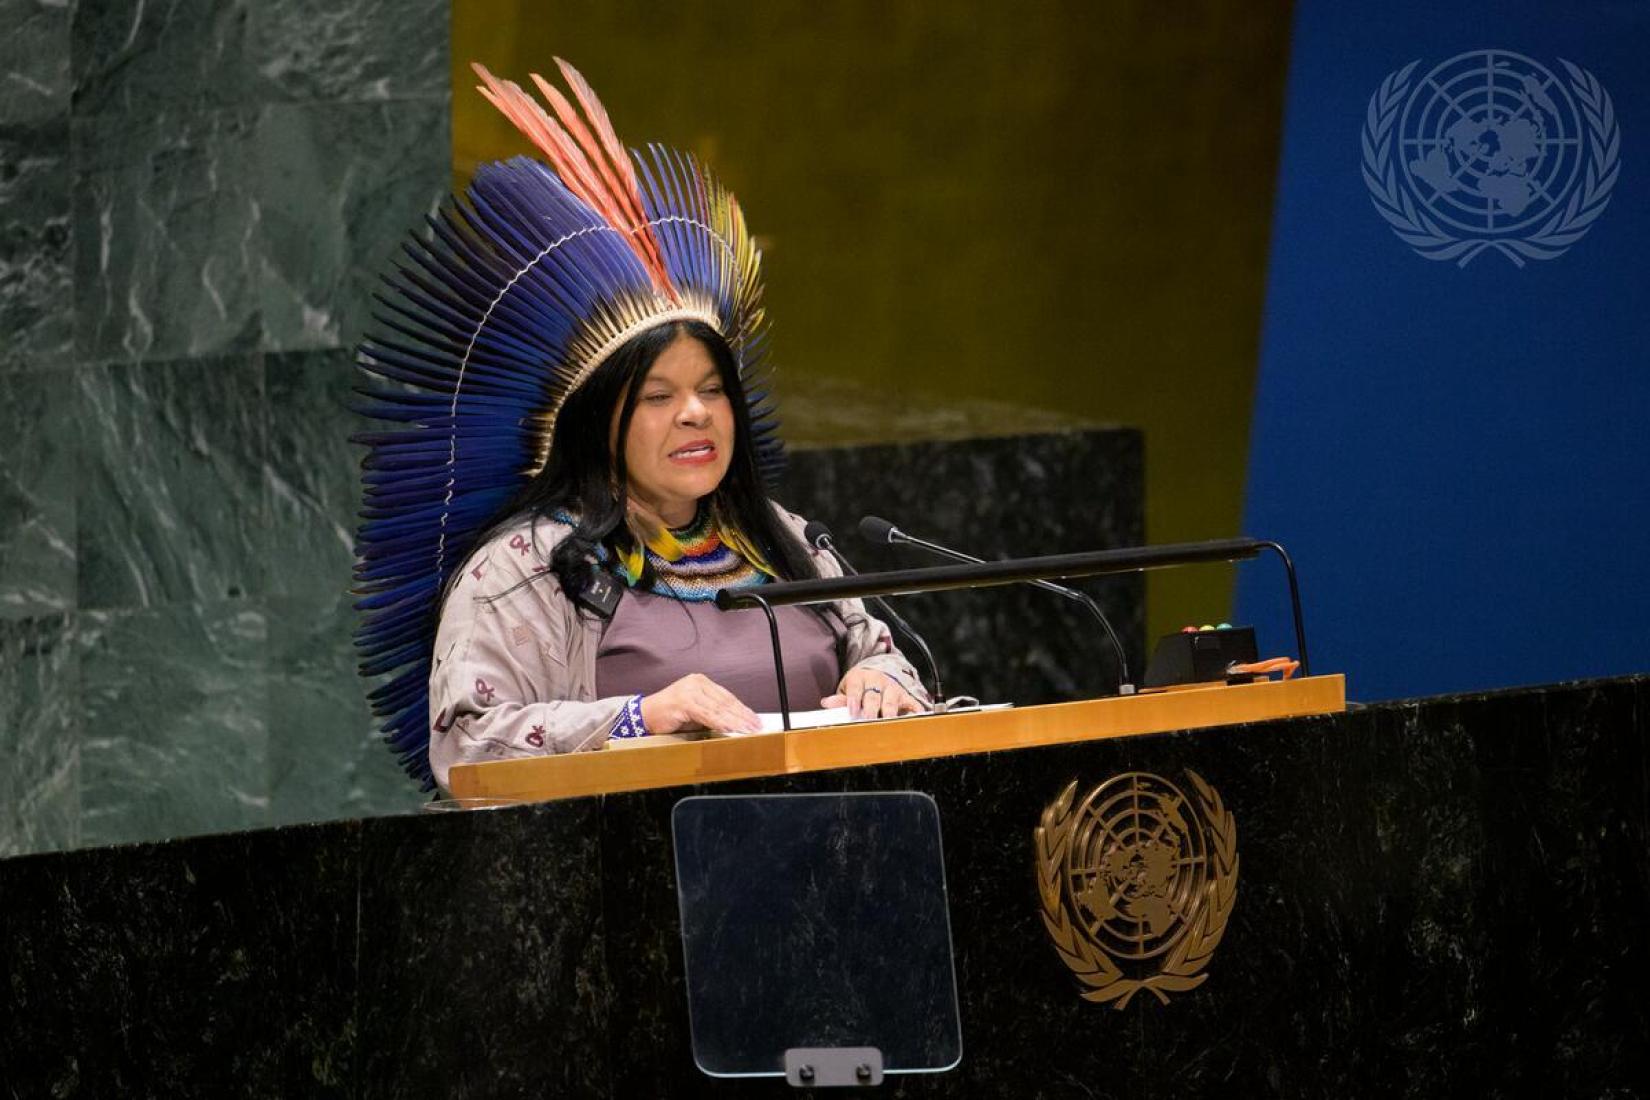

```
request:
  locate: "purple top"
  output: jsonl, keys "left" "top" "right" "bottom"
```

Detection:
{"left": 595, "top": 588, "right": 844, "bottom": 712}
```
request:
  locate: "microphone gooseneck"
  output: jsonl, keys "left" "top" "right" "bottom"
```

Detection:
{"left": 859, "top": 515, "right": 1135, "bottom": 696}
{"left": 808, "top": 521, "right": 945, "bottom": 709}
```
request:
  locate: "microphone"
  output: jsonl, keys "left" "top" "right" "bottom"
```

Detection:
{"left": 858, "top": 515, "right": 1135, "bottom": 695}
{"left": 804, "top": 521, "right": 946, "bottom": 709}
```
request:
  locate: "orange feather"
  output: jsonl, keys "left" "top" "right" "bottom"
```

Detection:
{"left": 530, "top": 73, "right": 668, "bottom": 282}
{"left": 553, "top": 58, "right": 671, "bottom": 287}
{"left": 471, "top": 61, "right": 672, "bottom": 295}
{"left": 473, "top": 65, "right": 610, "bottom": 215}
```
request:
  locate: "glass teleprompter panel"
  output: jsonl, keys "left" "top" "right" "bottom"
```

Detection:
{"left": 672, "top": 792, "right": 963, "bottom": 1080}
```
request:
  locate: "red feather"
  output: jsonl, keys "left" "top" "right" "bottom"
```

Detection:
{"left": 471, "top": 61, "right": 672, "bottom": 295}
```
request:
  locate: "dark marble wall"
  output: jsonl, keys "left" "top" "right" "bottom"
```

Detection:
{"left": 0, "top": 0, "right": 450, "bottom": 855}
{"left": 780, "top": 431, "right": 1146, "bottom": 708}
{"left": 1, "top": 676, "right": 1645, "bottom": 1097}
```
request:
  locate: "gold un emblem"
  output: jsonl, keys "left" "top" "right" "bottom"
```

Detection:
{"left": 1036, "top": 771, "right": 1238, "bottom": 1008}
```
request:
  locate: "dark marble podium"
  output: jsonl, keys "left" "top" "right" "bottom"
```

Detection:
{"left": 3, "top": 674, "right": 1647, "bottom": 1098}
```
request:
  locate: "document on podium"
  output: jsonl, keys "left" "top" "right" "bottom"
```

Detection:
{"left": 604, "top": 704, "right": 1018, "bottom": 747}
{"left": 754, "top": 706, "right": 853, "bottom": 734}
{"left": 713, "top": 702, "right": 1015, "bottom": 737}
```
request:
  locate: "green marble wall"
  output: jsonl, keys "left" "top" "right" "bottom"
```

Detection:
{"left": 0, "top": 0, "right": 449, "bottom": 855}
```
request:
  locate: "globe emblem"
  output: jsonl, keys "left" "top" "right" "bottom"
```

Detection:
{"left": 1065, "top": 772, "right": 1208, "bottom": 960}
{"left": 1365, "top": 50, "right": 1619, "bottom": 265}
{"left": 1397, "top": 50, "right": 1585, "bottom": 235}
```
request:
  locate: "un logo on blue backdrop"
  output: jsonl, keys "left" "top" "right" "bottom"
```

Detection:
{"left": 1362, "top": 50, "right": 1619, "bottom": 267}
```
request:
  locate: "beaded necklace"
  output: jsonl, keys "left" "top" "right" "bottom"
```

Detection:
{"left": 615, "top": 506, "right": 774, "bottom": 602}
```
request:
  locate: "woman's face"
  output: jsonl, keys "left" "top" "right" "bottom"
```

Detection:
{"left": 617, "top": 333, "right": 735, "bottom": 527}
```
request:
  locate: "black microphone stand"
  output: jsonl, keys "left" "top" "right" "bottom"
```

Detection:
{"left": 714, "top": 537, "right": 1311, "bottom": 689}
{"left": 806, "top": 523, "right": 946, "bottom": 710}
{"left": 741, "top": 592, "right": 790, "bottom": 730}
{"left": 862, "top": 517, "right": 1136, "bottom": 696}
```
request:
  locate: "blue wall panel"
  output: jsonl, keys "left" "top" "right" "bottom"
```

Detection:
{"left": 1239, "top": 0, "right": 1650, "bottom": 701}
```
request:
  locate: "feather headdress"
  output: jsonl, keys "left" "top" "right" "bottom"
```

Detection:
{"left": 351, "top": 60, "right": 781, "bottom": 787}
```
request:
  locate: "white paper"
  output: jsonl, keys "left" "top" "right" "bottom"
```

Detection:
{"left": 711, "top": 701, "right": 1015, "bottom": 737}
{"left": 755, "top": 706, "right": 854, "bottom": 734}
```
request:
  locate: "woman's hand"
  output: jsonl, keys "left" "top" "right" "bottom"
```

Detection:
{"left": 640, "top": 673, "right": 761, "bottom": 734}
{"left": 823, "top": 668, "right": 923, "bottom": 720}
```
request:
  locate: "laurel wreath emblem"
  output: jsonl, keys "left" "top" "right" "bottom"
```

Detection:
{"left": 1035, "top": 772, "right": 1238, "bottom": 1009}
{"left": 1361, "top": 57, "right": 1620, "bottom": 267}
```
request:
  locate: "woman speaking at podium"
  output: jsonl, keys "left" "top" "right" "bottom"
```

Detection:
{"left": 351, "top": 61, "right": 929, "bottom": 792}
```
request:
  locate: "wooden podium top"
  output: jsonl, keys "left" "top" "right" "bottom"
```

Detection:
{"left": 447, "top": 674, "right": 1345, "bottom": 804}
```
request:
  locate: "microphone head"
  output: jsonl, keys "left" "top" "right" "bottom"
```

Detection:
{"left": 858, "top": 515, "right": 899, "bottom": 544}
{"left": 802, "top": 520, "right": 833, "bottom": 549}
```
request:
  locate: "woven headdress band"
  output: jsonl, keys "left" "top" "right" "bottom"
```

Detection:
{"left": 351, "top": 59, "right": 783, "bottom": 787}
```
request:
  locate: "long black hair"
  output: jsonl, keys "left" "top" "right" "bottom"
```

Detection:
{"left": 461, "top": 319, "right": 815, "bottom": 606}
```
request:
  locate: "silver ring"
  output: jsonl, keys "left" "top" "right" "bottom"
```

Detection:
{"left": 863, "top": 686, "right": 883, "bottom": 694}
